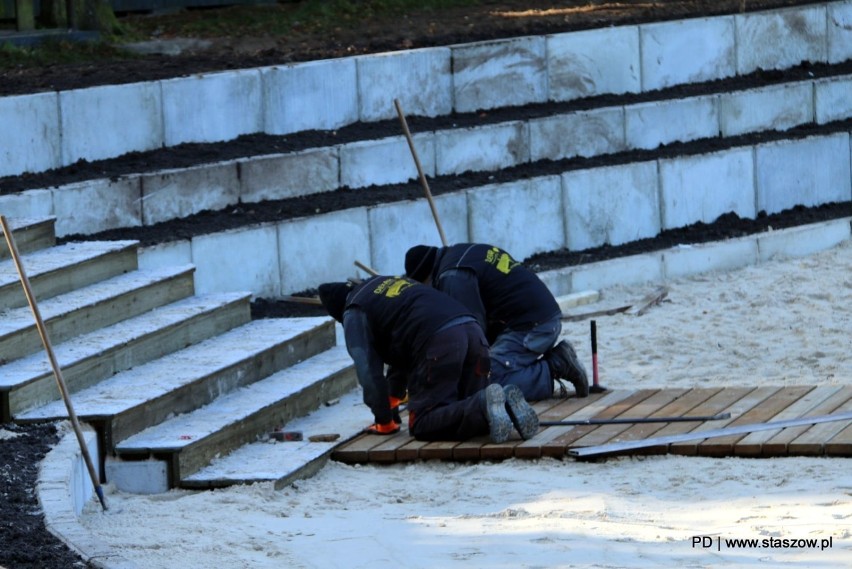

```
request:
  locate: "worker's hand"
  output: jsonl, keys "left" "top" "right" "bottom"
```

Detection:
{"left": 366, "top": 421, "right": 400, "bottom": 435}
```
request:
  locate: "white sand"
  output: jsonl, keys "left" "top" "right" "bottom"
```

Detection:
{"left": 80, "top": 240, "right": 852, "bottom": 568}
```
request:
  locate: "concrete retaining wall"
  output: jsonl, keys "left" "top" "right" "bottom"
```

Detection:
{"left": 119, "top": 131, "right": 850, "bottom": 298}
{"left": 1, "top": 0, "right": 849, "bottom": 178}
{"left": 4, "top": 71, "right": 850, "bottom": 236}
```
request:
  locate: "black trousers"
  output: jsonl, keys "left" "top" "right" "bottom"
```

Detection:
{"left": 407, "top": 322, "right": 492, "bottom": 441}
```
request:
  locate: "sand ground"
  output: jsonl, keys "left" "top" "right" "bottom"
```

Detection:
{"left": 79, "top": 240, "right": 852, "bottom": 569}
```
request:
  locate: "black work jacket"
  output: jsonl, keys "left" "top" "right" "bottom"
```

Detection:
{"left": 344, "top": 275, "right": 473, "bottom": 369}
{"left": 431, "top": 243, "right": 559, "bottom": 338}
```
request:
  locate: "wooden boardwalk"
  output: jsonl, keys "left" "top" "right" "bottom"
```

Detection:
{"left": 331, "top": 386, "right": 852, "bottom": 464}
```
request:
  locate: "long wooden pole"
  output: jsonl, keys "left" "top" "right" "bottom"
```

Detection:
{"left": 354, "top": 260, "right": 379, "bottom": 276}
{"left": 394, "top": 98, "right": 448, "bottom": 247}
{"left": 0, "top": 216, "right": 108, "bottom": 511}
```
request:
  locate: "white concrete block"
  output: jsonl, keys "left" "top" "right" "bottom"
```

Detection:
{"left": 138, "top": 240, "right": 192, "bottom": 271}
{"left": 529, "top": 107, "right": 625, "bottom": 162}
{"left": 624, "top": 95, "right": 718, "bottom": 150}
{"left": 0, "top": 93, "right": 61, "bottom": 177}
{"left": 52, "top": 177, "right": 142, "bottom": 236}
{"left": 340, "top": 134, "right": 434, "bottom": 189}
{"left": 141, "top": 161, "right": 240, "bottom": 225}
{"left": 356, "top": 48, "right": 452, "bottom": 121}
{"left": 570, "top": 253, "right": 664, "bottom": 291}
{"left": 452, "top": 36, "right": 548, "bottom": 112}
{"left": 105, "top": 458, "right": 169, "bottom": 495}
{"left": 546, "top": 26, "right": 641, "bottom": 101}
{"left": 719, "top": 82, "right": 813, "bottom": 137}
{"left": 262, "top": 59, "right": 358, "bottom": 135}
{"left": 659, "top": 147, "right": 756, "bottom": 230}
{"left": 0, "top": 189, "right": 53, "bottom": 219}
{"left": 536, "top": 267, "right": 574, "bottom": 298}
{"left": 191, "top": 223, "right": 279, "bottom": 296}
{"left": 277, "top": 208, "right": 371, "bottom": 293}
{"left": 828, "top": 1, "right": 852, "bottom": 63}
{"left": 59, "top": 83, "right": 163, "bottom": 166}
{"left": 815, "top": 75, "right": 852, "bottom": 124}
{"left": 161, "top": 70, "right": 262, "bottom": 146}
{"left": 735, "top": 5, "right": 827, "bottom": 75}
{"left": 757, "top": 218, "right": 852, "bottom": 262}
{"left": 239, "top": 148, "right": 339, "bottom": 203}
{"left": 467, "top": 177, "right": 564, "bottom": 260}
{"left": 663, "top": 238, "right": 758, "bottom": 279}
{"left": 640, "top": 16, "right": 736, "bottom": 91}
{"left": 435, "top": 121, "right": 529, "bottom": 176}
{"left": 755, "top": 133, "right": 851, "bottom": 214}
{"left": 368, "top": 193, "right": 468, "bottom": 274}
{"left": 563, "top": 162, "right": 660, "bottom": 250}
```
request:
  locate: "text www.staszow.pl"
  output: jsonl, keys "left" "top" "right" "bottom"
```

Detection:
{"left": 692, "top": 536, "right": 834, "bottom": 551}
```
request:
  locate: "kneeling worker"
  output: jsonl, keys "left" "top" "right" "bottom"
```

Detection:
{"left": 318, "top": 276, "right": 539, "bottom": 443}
{"left": 405, "top": 243, "right": 588, "bottom": 401}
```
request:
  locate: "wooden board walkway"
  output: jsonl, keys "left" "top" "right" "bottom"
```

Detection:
{"left": 331, "top": 386, "right": 852, "bottom": 464}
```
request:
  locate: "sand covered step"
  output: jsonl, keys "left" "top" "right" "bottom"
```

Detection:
{"left": 0, "top": 217, "right": 56, "bottom": 261}
{"left": 17, "top": 317, "right": 337, "bottom": 447}
{"left": 182, "top": 386, "right": 371, "bottom": 490}
{"left": 116, "top": 345, "right": 357, "bottom": 485}
{"left": 0, "top": 292, "right": 251, "bottom": 420}
{"left": 0, "top": 264, "right": 195, "bottom": 367}
{"left": 0, "top": 240, "right": 139, "bottom": 310}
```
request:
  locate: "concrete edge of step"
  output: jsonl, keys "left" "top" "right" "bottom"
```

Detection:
{"left": 37, "top": 422, "right": 142, "bottom": 569}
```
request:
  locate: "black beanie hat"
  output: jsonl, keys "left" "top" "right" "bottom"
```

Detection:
{"left": 317, "top": 282, "right": 353, "bottom": 323}
{"left": 405, "top": 245, "right": 438, "bottom": 282}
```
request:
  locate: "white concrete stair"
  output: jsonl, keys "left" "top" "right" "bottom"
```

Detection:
{"left": 0, "top": 216, "right": 56, "bottom": 260}
{"left": 182, "top": 387, "right": 372, "bottom": 490}
{"left": 0, "top": 240, "right": 139, "bottom": 310}
{"left": 115, "top": 345, "right": 357, "bottom": 487}
{"left": 16, "top": 318, "right": 337, "bottom": 447}
{"left": 0, "top": 292, "right": 251, "bottom": 419}
{"left": 0, "top": 263, "right": 196, "bottom": 367}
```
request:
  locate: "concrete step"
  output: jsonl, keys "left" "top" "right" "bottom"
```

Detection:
{"left": 115, "top": 345, "right": 357, "bottom": 487}
{"left": 0, "top": 217, "right": 56, "bottom": 260}
{"left": 0, "top": 292, "right": 251, "bottom": 420}
{"left": 16, "top": 317, "right": 336, "bottom": 449}
{"left": 0, "top": 264, "right": 195, "bottom": 369}
{"left": 181, "top": 386, "right": 371, "bottom": 490}
{"left": 0, "top": 240, "right": 139, "bottom": 310}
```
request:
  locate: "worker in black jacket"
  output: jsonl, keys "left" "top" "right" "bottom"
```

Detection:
{"left": 317, "top": 276, "right": 539, "bottom": 443}
{"left": 405, "top": 243, "right": 588, "bottom": 401}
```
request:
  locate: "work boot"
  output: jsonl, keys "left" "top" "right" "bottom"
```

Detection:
{"left": 546, "top": 340, "right": 589, "bottom": 398}
{"left": 483, "top": 383, "right": 512, "bottom": 444}
{"left": 503, "top": 384, "right": 540, "bottom": 440}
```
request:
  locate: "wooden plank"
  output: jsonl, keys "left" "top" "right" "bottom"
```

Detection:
{"left": 669, "top": 387, "right": 780, "bottom": 455}
{"left": 544, "top": 389, "right": 659, "bottom": 457}
{"left": 825, "top": 420, "right": 852, "bottom": 456}
{"left": 332, "top": 432, "right": 387, "bottom": 464}
{"left": 452, "top": 438, "right": 486, "bottom": 461}
{"left": 612, "top": 387, "right": 723, "bottom": 443}
{"left": 734, "top": 386, "right": 842, "bottom": 456}
{"left": 514, "top": 393, "right": 609, "bottom": 458}
{"left": 368, "top": 428, "right": 414, "bottom": 463}
{"left": 652, "top": 387, "right": 756, "bottom": 455}
{"left": 419, "top": 440, "right": 460, "bottom": 461}
{"left": 569, "top": 388, "right": 689, "bottom": 448}
{"left": 698, "top": 385, "right": 813, "bottom": 457}
{"left": 762, "top": 386, "right": 852, "bottom": 456}
{"left": 787, "top": 393, "right": 852, "bottom": 456}
{"left": 395, "top": 438, "right": 431, "bottom": 462}
{"left": 626, "top": 286, "right": 669, "bottom": 316}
